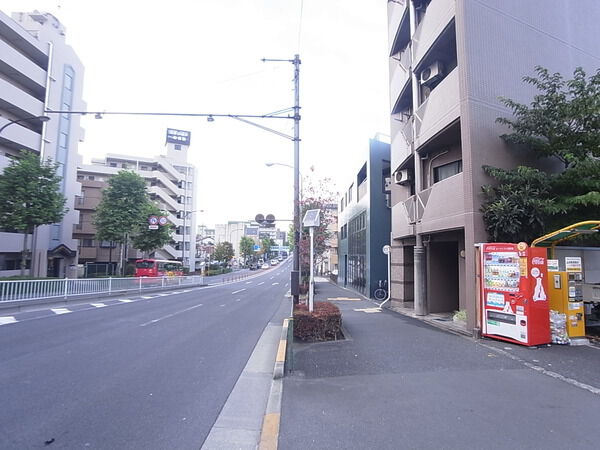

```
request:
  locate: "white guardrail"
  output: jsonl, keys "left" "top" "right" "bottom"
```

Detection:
{"left": 0, "top": 276, "right": 204, "bottom": 303}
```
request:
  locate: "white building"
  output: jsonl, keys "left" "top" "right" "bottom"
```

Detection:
{"left": 76, "top": 130, "right": 197, "bottom": 270}
{"left": 0, "top": 10, "right": 85, "bottom": 278}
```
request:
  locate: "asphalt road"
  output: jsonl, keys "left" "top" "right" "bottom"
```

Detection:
{"left": 0, "top": 260, "right": 291, "bottom": 449}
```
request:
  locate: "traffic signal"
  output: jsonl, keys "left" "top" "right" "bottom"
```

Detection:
{"left": 255, "top": 213, "right": 276, "bottom": 228}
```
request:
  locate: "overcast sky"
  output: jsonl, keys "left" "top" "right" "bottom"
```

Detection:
{"left": 3, "top": 0, "right": 390, "bottom": 228}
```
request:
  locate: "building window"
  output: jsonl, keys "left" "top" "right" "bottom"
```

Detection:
{"left": 174, "top": 144, "right": 182, "bottom": 150}
{"left": 109, "top": 162, "right": 117, "bottom": 167}
{"left": 82, "top": 239, "right": 95, "bottom": 247}
{"left": 433, "top": 160, "right": 462, "bottom": 183}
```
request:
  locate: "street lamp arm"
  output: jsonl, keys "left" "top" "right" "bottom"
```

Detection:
{"left": 0, "top": 115, "right": 50, "bottom": 135}
{"left": 231, "top": 116, "right": 295, "bottom": 141}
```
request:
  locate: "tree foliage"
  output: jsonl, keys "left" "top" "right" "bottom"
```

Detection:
{"left": 0, "top": 151, "right": 67, "bottom": 274}
{"left": 131, "top": 204, "right": 174, "bottom": 255}
{"left": 483, "top": 66, "right": 600, "bottom": 242}
{"left": 94, "top": 171, "right": 150, "bottom": 244}
{"left": 0, "top": 151, "right": 67, "bottom": 232}
{"left": 239, "top": 236, "right": 255, "bottom": 261}
{"left": 261, "top": 237, "right": 275, "bottom": 259}
{"left": 213, "top": 241, "right": 234, "bottom": 263}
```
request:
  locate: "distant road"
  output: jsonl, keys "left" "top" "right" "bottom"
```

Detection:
{"left": 0, "top": 260, "right": 291, "bottom": 449}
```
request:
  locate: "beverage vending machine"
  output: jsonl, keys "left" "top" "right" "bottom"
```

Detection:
{"left": 479, "top": 242, "right": 551, "bottom": 346}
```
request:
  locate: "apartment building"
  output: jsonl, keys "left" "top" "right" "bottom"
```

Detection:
{"left": 0, "top": 10, "right": 85, "bottom": 278}
{"left": 338, "top": 137, "right": 391, "bottom": 297}
{"left": 387, "top": 0, "right": 600, "bottom": 330}
{"left": 75, "top": 130, "right": 197, "bottom": 271}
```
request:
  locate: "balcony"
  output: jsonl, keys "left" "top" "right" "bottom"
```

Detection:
{"left": 148, "top": 186, "right": 181, "bottom": 211}
{"left": 414, "top": 67, "right": 459, "bottom": 149}
{"left": 389, "top": 45, "right": 412, "bottom": 109}
{"left": 0, "top": 40, "right": 46, "bottom": 94}
{"left": 78, "top": 247, "right": 98, "bottom": 259}
{"left": 72, "top": 221, "right": 96, "bottom": 235}
{"left": 74, "top": 196, "right": 100, "bottom": 210}
{"left": 391, "top": 117, "right": 413, "bottom": 171}
{"left": 392, "top": 200, "right": 415, "bottom": 239}
{"left": 388, "top": 0, "right": 409, "bottom": 51}
{"left": 412, "top": 0, "right": 455, "bottom": 68}
{"left": 419, "top": 172, "right": 465, "bottom": 233}
{"left": 0, "top": 78, "right": 44, "bottom": 118}
{"left": 0, "top": 119, "right": 42, "bottom": 152}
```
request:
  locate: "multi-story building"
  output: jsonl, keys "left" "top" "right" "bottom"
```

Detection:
{"left": 338, "top": 137, "right": 391, "bottom": 297}
{"left": 0, "top": 10, "right": 85, "bottom": 278}
{"left": 318, "top": 203, "right": 339, "bottom": 277}
{"left": 387, "top": 0, "right": 600, "bottom": 330}
{"left": 75, "top": 130, "right": 197, "bottom": 271}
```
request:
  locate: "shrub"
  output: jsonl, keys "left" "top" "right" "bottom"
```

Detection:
{"left": 294, "top": 301, "right": 342, "bottom": 341}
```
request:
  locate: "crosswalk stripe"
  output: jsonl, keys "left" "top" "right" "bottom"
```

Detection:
{"left": 119, "top": 299, "right": 133, "bottom": 303}
{"left": 90, "top": 303, "right": 106, "bottom": 308}
{"left": 51, "top": 308, "right": 71, "bottom": 315}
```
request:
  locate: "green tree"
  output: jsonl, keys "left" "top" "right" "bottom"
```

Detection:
{"left": 131, "top": 204, "right": 174, "bottom": 256}
{"left": 483, "top": 66, "right": 600, "bottom": 241}
{"left": 94, "top": 171, "right": 151, "bottom": 275}
{"left": 261, "top": 237, "right": 275, "bottom": 260}
{"left": 0, "top": 151, "right": 67, "bottom": 276}
{"left": 213, "top": 241, "right": 234, "bottom": 263}
{"left": 239, "top": 236, "right": 255, "bottom": 263}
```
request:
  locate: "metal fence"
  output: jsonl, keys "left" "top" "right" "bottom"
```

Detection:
{"left": 0, "top": 276, "right": 204, "bottom": 303}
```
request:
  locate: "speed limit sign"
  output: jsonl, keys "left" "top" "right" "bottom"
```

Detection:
{"left": 158, "top": 216, "right": 168, "bottom": 226}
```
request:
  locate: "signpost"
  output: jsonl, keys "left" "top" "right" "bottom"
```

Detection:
{"left": 303, "top": 209, "right": 321, "bottom": 312}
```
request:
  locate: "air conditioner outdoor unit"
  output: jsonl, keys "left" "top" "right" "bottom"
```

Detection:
{"left": 394, "top": 169, "right": 411, "bottom": 185}
{"left": 420, "top": 61, "right": 444, "bottom": 85}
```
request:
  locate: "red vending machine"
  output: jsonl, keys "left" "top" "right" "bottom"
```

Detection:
{"left": 480, "top": 242, "right": 551, "bottom": 346}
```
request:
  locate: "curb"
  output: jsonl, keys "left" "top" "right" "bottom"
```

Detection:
{"left": 259, "top": 317, "right": 291, "bottom": 449}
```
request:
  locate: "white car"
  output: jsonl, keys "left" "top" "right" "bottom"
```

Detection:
{"left": 261, "top": 263, "right": 270, "bottom": 269}
{"left": 271, "top": 259, "right": 279, "bottom": 266}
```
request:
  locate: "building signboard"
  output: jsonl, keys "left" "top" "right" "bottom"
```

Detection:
{"left": 166, "top": 128, "right": 191, "bottom": 145}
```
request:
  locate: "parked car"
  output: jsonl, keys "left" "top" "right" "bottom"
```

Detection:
{"left": 271, "top": 259, "right": 278, "bottom": 266}
{"left": 261, "top": 263, "right": 270, "bottom": 269}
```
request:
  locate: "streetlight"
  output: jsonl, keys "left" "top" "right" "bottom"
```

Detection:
{"left": 0, "top": 115, "right": 50, "bottom": 135}
{"left": 0, "top": 115, "right": 51, "bottom": 278}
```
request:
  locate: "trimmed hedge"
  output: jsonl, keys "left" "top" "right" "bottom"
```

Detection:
{"left": 294, "top": 301, "right": 343, "bottom": 342}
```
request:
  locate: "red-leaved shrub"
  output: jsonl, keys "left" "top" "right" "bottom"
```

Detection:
{"left": 294, "top": 301, "right": 342, "bottom": 341}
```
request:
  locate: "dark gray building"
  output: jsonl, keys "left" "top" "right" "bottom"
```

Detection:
{"left": 338, "top": 136, "right": 391, "bottom": 298}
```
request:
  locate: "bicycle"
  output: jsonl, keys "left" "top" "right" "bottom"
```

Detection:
{"left": 373, "top": 279, "right": 388, "bottom": 301}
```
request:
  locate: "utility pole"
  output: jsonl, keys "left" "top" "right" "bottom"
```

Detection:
{"left": 292, "top": 54, "right": 301, "bottom": 305}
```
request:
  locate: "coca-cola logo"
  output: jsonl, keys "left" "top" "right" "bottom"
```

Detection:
{"left": 531, "top": 257, "right": 545, "bottom": 265}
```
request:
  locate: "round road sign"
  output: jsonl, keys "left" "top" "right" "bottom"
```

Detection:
{"left": 148, "top": 215, "right": 159, "bottom": 225}
{"left": 158, "top": 216, "right": 168, "bottom": 226}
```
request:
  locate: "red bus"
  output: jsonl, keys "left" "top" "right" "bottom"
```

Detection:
{"left": 135, "top": 259, "right": 183, "bottom": 277}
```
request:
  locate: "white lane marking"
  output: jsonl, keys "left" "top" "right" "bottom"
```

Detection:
{"left": 258, "top": 282, "right": 265, "bottom": 286}
{"left": 245, "top": 281, "right": 252, "bottom": 284}
{"left": 90, "top": 303, "right": 106, "bottom": 308}
{"left": 51, "top": 308, "right": 71, "bottom": 315}
{"left": 119, "top": 299, "right": 133, "bottom": 303}
{"left": 140, "top": 303, "right": 203, "bottom": 327}
{"left": 236, "top": 299, "right": 241, "bottom": 302}
{"left": 272, "top": 282, "right": 279, "bottom": 286}
{"left": 231, "top": 288, "right": 246, "bottom": 294}
{"left": 141, "top": 296, "right": 154, "bottom": 299}
{"left": 353, "top": 308, "right": 381, "bottom": 314}
{"left": 285, "top": 283, "right": 289, "bottom": 287}
{"left": 157, "top": 293, "right": 170, "bottom": 297}
{"left": 478, "top": 342, "right": 600, "bottom": 396}
{"left": 270, "top": 276, "right": 274, "bottom": 279}
{"left": 220, "top": 304, "right": 226, "bottom": 307}
{"left": 0, "top": 316, "right": 17, "bottom": 325}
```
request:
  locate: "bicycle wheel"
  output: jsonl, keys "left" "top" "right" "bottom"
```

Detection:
{"left": 374, "top": 288, "right": 387, "bottom": 301}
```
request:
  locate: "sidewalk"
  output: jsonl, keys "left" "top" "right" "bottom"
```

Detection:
{"left": 278, "top": 280, "right": 600, "bottom": 449}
